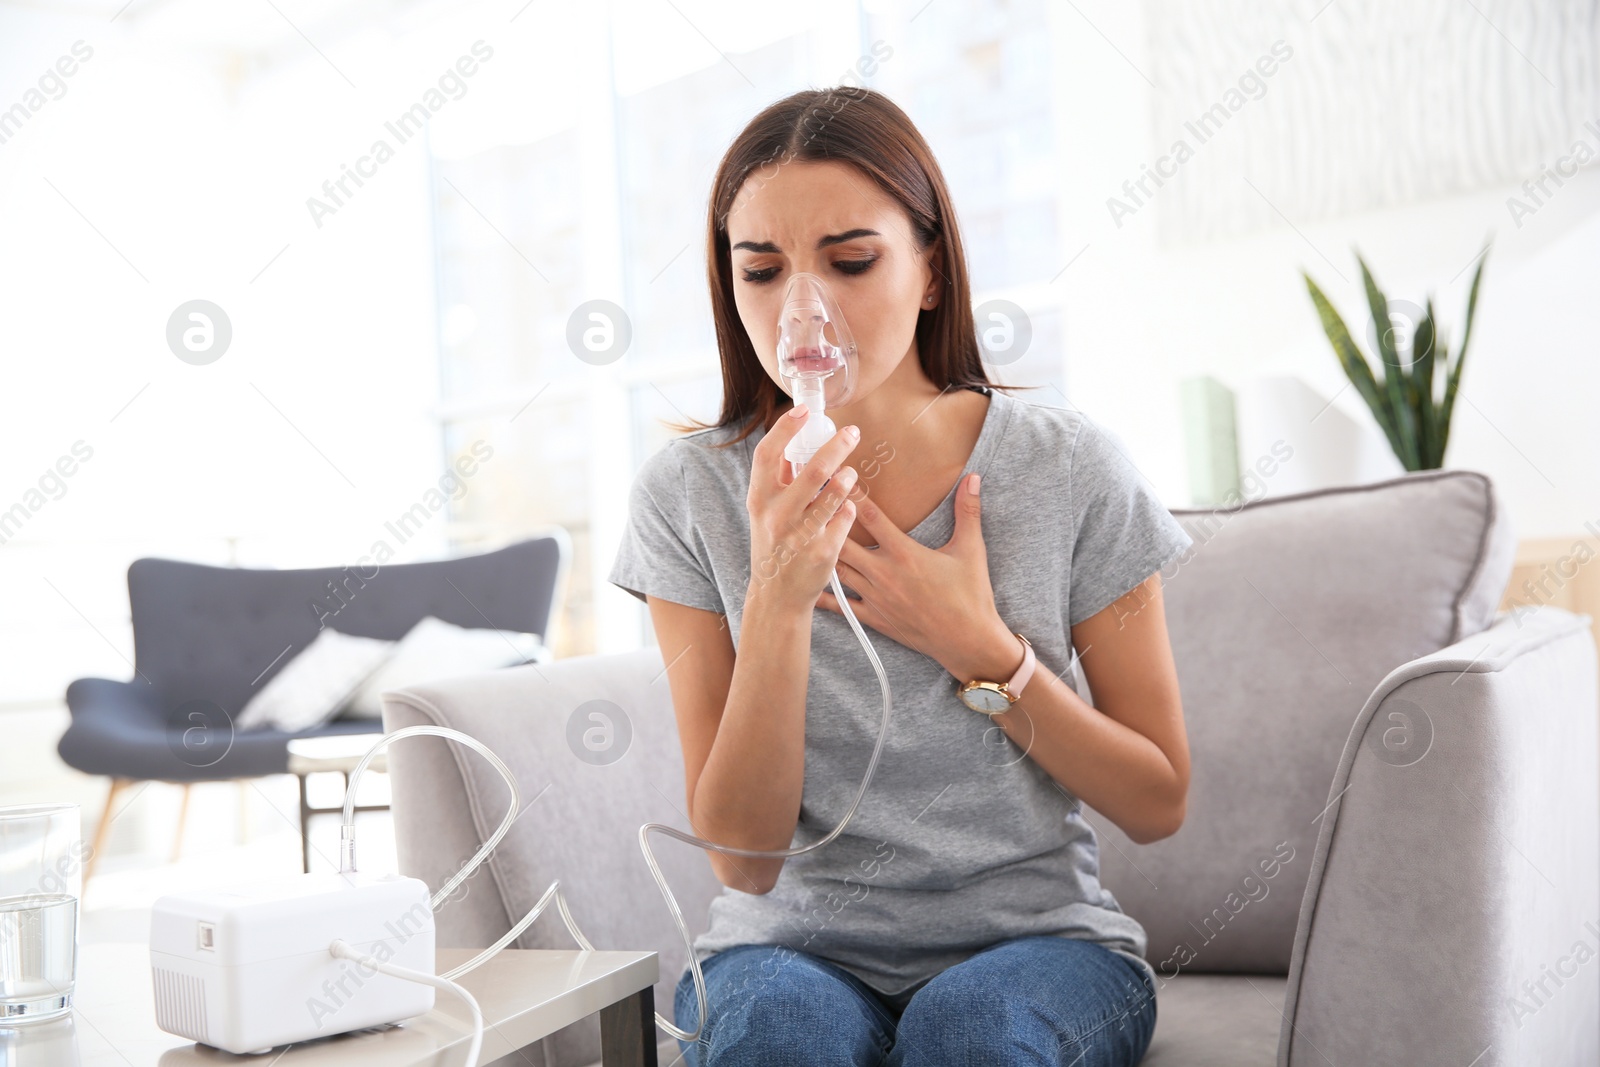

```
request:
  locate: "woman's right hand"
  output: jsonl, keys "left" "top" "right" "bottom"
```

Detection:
{"left": 747, "top": 407, "right": 861, "bottom": 613}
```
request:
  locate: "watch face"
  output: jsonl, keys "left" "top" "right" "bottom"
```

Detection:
{"left": 962, "top": 686, "right": 1011, "bottom": 714}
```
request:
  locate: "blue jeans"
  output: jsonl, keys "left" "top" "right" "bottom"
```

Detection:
{"left": 672, "top": 936, "right": 1157, "bottom": 1066}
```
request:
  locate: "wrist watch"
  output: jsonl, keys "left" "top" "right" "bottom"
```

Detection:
{"left": 956, "top": 633, "right": 1036, "bottom": 716}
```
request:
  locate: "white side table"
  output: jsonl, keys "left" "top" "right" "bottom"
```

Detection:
{"left": 0, "top": 942, "right": 661, "bottom": 1066}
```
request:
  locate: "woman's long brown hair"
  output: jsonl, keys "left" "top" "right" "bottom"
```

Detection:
{"left": 670, "top": 86, "right": 1015, "bottom": 446}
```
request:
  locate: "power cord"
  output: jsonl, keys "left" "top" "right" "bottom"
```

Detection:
{"left": 328, "top": 938, "right": 484, "bottom": 1067}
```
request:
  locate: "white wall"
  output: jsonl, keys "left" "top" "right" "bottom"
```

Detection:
{"left": 1047, "top": 0, "right": 1600, "bottom": 535}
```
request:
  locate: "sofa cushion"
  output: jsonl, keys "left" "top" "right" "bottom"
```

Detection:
{"left": 566, "top": 975, "right": 1287, "bottom": 1067}
{"left": 1140, "top": 974, "right": 1287, "bottom": 1067}
{"left": 235, "top": 626, "right": 393, "bottom": 732}
{"left": 342, "top": 616, "right": 546, "bottom": 719}
{"left": 1093, "top": 470, "right": 1515, "bottom": 975}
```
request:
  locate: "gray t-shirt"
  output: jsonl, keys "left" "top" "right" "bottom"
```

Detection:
{"left": 607, "top": 385, "right": 1193, "bottom": 997}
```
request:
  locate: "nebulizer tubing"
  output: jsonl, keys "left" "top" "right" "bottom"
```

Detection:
{"left": 636, "top": 568, "right": 891, "bottom": 1043}
{"left": 332, "top": 270, "right": 892, "bottom": 1049}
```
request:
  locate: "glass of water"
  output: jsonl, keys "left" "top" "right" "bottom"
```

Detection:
{"left": 0, "top": 804, "right": 82, "bottom": 1024}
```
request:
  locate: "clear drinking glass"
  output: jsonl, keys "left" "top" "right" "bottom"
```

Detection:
{"left": 0, "top": 804, "right": 82, "bottom": 1024}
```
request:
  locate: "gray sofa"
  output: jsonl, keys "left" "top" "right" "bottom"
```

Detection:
{"left": 384, "top": 470, "right": 1599, "bottom": 1066}
{"left": 60, "top": 536, "right": 565, "bottom": 877}
{"left": 61, "top": 537, "right": 566, "bottom": 783}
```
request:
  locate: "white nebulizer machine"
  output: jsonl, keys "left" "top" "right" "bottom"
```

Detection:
{"left": 148, "top": 272, "right": 895, "bottom": 1062}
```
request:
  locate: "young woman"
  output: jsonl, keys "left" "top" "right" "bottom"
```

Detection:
{"left": 608, "top": 87, "right": 1192, "bottom": 1067}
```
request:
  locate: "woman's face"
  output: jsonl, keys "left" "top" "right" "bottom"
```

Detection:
{"left": 726, "top": 159, "right": 939, "bottom": 407}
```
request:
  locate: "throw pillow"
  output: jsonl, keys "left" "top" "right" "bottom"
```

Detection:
{"left": 340, "top": 616, "right": 546, "bottom": 720}
{"left": 235, "top": 628, "right": 396, "bottom": 733}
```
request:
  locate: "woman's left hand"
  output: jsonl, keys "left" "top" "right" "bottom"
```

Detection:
{"left": 816, "top": 472, "right": 1021, "bottom": 682}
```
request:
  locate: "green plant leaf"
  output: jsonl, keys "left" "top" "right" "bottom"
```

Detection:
{"left": 1303, "top": 270, "right": 1403, "bottom": 456}
{"left": 1413, "top": 299, "right": 1437, "bottom": 467}
{"left": 1402, "top": 371, "right": 1424, "bottom": 467}
{"left": 1438, "top": 249, "right": 1487, "bottom": 466}
{"left": 1358, "top": 254, "right": 1402, "bottom": 373}
{"left": 1358, "top": 254, "right": 1420, "bottom": 470}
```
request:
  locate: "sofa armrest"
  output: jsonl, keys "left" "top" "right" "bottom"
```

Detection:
{"left": 381, "top": 648, "right": 724, "bottom": 1067}
{"left": 64, "top": 677, "right": 164, "bottom": 723}
{"left": 1281, "top": 606, "right": 1599, "bottom": 1066}
{"left": 58, "top": 677, "right": 166, "bottom": 775}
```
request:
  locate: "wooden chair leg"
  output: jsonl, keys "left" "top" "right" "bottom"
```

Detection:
{"left": 85, "top": 778, "right": 132, "bottom": 882}
{"left": 171, "top": 783, "right": 192, "bottom": 864}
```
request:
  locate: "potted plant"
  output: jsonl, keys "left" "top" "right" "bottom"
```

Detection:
{"left": 1302, "top": 248, "right": 1487, "bottom": 471}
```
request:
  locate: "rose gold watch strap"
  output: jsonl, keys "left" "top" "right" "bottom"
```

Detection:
{"left": 1005, "top": 634, "right": 1036, "bottom": 700}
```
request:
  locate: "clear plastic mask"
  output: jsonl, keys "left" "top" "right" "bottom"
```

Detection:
{"left": 776, "top": 271, "right": 857, "bottom": 410}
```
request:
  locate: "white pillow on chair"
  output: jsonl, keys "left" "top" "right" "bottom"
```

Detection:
{"left": 340, "top": 616, "right": 547, "bottom": 720}
{"left": 235, "top": 628, "right": 396, "bottom": 733}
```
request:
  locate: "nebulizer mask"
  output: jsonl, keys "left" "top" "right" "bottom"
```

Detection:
{"left": 776, "top": 271, "right": 858, "bottom": 475}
